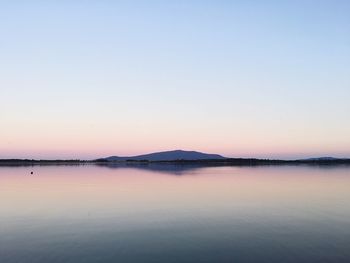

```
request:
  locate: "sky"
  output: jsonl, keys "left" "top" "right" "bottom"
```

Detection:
{"left": 1, "top": 0, "right": 350, "bottom": 159}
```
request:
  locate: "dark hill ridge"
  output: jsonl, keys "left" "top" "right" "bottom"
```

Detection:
{"left": 1, "top": 154, "right": 350, "bottom": 166}
{"left": 298, "top": 157, "right": 339, "bottom": 161}
{"left": 103, "top": 150, "right": 226, "bottom": 162}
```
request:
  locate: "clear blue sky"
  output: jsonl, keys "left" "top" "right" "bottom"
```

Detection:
{"left": 1, "top": 1, "right": 349, "bottom": 159}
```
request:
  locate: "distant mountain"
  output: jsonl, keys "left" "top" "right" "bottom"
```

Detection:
{"left": 299, "top": 157, "right": 340, "bottom": 161}
{"left": 101, "top": 150, "right": 226, "bottom": 162}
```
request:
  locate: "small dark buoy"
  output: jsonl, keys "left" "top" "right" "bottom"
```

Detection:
{"left": 30, "top": 171, "right": 33, "bottom": 174}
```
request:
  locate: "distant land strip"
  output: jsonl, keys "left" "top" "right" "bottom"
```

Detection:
{"left": 1, "top": 158, "right": 350, "bottom": 166}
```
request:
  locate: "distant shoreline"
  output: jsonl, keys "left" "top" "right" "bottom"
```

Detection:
{"left": 1, "top": 158, "right": 350, "bottom": 167}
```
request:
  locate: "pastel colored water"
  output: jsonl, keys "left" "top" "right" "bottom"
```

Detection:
{"left": 0, "top": 165, "right": 349, "bottom": 262}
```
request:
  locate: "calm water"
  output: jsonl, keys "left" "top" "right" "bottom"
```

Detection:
{"left": 0, "top": 165, "right": 349, "bottom": 263}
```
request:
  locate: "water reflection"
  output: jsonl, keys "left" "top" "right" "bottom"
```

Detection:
{"left": 0, "top": 165, "right": 349, "bottom": 262}
{"left": 96, "top": 162, "right": 213, "bottom": 175}
{"left": 97, "top": 162, "right": 350, "bottom": 176}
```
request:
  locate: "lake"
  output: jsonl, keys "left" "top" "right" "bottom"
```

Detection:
{"left": 1, "top": 164, "right": 349, "bottom": 262}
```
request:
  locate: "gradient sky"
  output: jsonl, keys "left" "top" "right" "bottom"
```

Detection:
{"left": 1, "top": 1, "right": 350, "bottom": 159}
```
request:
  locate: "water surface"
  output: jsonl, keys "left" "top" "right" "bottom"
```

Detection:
{"left": 1, "top": 165, "right": 349, "bottom": 262}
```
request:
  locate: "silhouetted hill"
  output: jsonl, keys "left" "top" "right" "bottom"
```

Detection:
{"left": 101, "top": 150, "right": 226, "bottom": 162}
{"left": 298, "top": 157, "right": 340, "bottom": 161}
{"left": 1, "top": 154, "right": 350, "bottom": 167}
